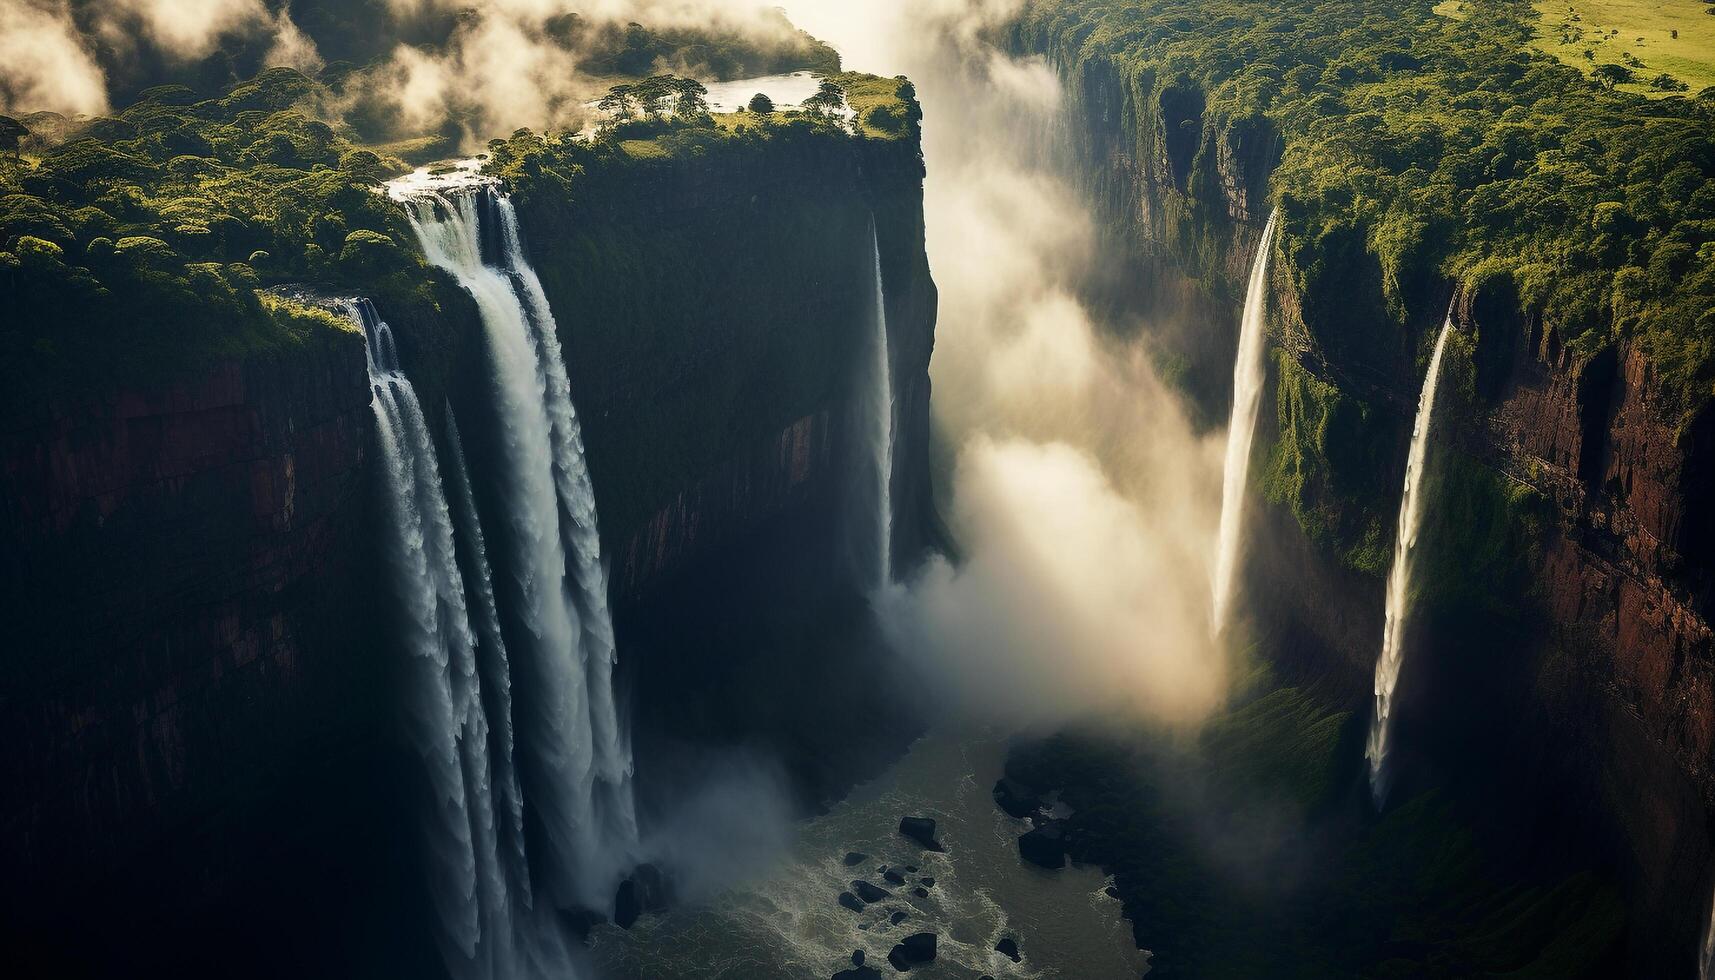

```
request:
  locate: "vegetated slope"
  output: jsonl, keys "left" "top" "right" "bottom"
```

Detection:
{"left": 1010, "top": 0, "right": 1715, "bottom": 423}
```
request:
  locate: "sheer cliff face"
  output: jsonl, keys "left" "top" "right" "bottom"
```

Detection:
{"left": 0, "top": 334, "right": 374, "bottom": 900}
{"left": 0, "top": 117, "right": 938, "bottom": 947}
{"left": 1044, "top": 53, "right": 1713, "bottom": 969}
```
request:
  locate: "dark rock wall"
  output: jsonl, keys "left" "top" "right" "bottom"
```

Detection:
{"left": 1038, "top": 42, "right": 1714, "bottom": 974}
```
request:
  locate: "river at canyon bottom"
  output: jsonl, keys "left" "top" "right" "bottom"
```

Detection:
{"left": 589, "top": 731, "right": 1149, "bottom": 979}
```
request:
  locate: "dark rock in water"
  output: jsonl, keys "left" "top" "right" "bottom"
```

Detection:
{"left": 843, "top": 852, "right": 869, "bottom": 867}
{"left": 993, "top": 777, "right": 1041, "bottom": 819}
{"left": 883, "top": 869, "right": 906, "bottom": 886}
{"left": 890, "top": 910, "right": 908, "bottom": 925}
{"left": 980, "top": 976, "right": 995, "bottom": 980}
{"left": 912, "top": 886, "right": 929, "bottom": 898}
{"left": 852, "top": 879, "right": 891, "bottom": 903}
{"left": 839, "top": 891, "right": 866, "bottom": 913}
{"left": 899, "top": 932, "right": 937, "bottom": 963}
{"left": 852, "top": 949, "right": 865, "bottom": 966}
{"left": 1105, "top": 885, "right": 1120, "bottom": 899}
{"left": 832, "top": 968, "right": 882, "bottom": 980}
{"left": 614, "top": 862, "right": 671, "bottom": 929}
{"left": 887, "top": 947, "right": 911, "bottom": 972}
{"left": 919, "top": 876, "right": 934, "bottom": 887}
{"left": 996, "top": 936, "right": 1021, "bottom": 962}
{"left": 557, "top": 906, "right": 606, "bottom": 941}
{"left": 1018, "top": 823, "right": 1067, "bottom": 869}
{"left": 904, "top": 865, "right": 918, "bottom": 874}
{"left": 898, "top": 816, "right": 944, "bottom": 851}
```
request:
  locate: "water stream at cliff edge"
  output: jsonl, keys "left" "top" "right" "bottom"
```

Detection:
{"left": 1366, "top": 316, "right": 1455, "bottom": 806}
{"left": 1211, "top": 209, "right": 1279, "bottom": 640}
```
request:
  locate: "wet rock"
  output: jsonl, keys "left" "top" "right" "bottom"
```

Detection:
{"left": 912, "top": 887, "right": 929, "bottom": 898}
{"left": 832, "top": 968, "right": 882, "bottom": 980}
{"left": 898, "top": 816, "right": 944, "bottom": 851}
{"left": 1105, "top": 885, "right": 1121, "bottom": 899}
{"left": 844, "top": 852, "right": 869, "bottom": 867}
{"left": 852, "top": 879, "right": 891, "bottom": 903}
{"left": 1018, "top": 823, "right": 1067, "bottom": 869}
{"left": 896, "top": 932, "right": 937, "bottom": 964}
{"left": 919, "top": 876, "right": 934, "bottom": 887}
{"left": 613, "top": 863, "right": 670, "bottom": 929}
{"left": 996, "top": 936, "right": 1021, "bottom": 962}
{"left": 853, "top": 949, "right": 866, "bottom": 966}
{"left": 890, "top": 910, "right": 909, "bottom": 925}
{"left": 904, "top": 865, "right": 918, "bottom": 874}
{"left": 993, "top": 777, "right": 1041, "bottom": 819}
{"left": 883, "top": 869, "right": 906, "bottom": 886}
{"left": 839, "top": 891, "right": 866, "bottom": 913}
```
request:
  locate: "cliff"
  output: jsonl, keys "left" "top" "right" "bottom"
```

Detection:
{"left": 1009, "top": 1, "right": 1715, "bottom": 971}
{"left": 0, "top": 76, "right": 937, "bottom": 969}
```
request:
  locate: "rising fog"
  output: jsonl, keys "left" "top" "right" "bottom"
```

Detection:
{"left": 787, "top": 0, "right": 1232, "bottom": 731}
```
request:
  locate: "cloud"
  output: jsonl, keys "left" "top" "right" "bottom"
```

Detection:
{"left": 0, "top": 0, "right": 108, "bottom": 116}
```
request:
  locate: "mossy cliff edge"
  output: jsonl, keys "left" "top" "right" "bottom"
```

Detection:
{"left": 1008, "top": 0, "right": 1714, "bottom": 970}
{"left": 0, "top": 70, "right": 936, "bottom": 968}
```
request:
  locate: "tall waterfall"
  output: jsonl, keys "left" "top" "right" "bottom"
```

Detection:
{"left": 350, "top": 299, "right": 536, "bottom": 977}
{"left": 1365, "top": 316, "right": 1454, "bottom": 806}
{"left": 866, "top": 219, "right": 896, "bottom": 589}
{"left": 1211, "top": 209, "right": 1279, "bottom": 638}
{"left": 385, "top": 177, "right": 636, "bottom": 919}
{"left": 1701, "top": 888, "right": 1715, "bottom": 980}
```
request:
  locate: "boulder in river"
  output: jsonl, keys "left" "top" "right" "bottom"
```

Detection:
{"left": 912, "top": 887, "right": 929, "bottom": 898}
{"left": 898, "top": 932, "right": 937, "bottom": 963}
{"left": 852, "top": 949, "right": 866, "bottom": 966}
{"left": 996, "top": 936, "right": 1021, "bottom": 962}
{"left": 843, "top": 852, "right": 869, "bottom": 867}
{"left": 904, "top": 865, "right": 918, "bottom": 874}
{"left": 890, "top": 909, "right": 909, "bottom": 925}
{"left": 832, "top": 969, "right": 882, "bottom": 980}
{"left": 613, "top": 863, "right": 670, "bottom": 929}
{"left": 852, "top": 879, "right": 891, "bottom": 903}
{"left": 883, "top": 869, "right": 906, "bottom": 886}
{"left": 898, "top": 816, "right": 944, "bottom": 851}
{"left": 1018, "top": 823, "right": 1067, "bottom": 869}
{"left": 993, "top": 777, "right": 1041, "bottom": 819}
{"left": 919, "top": 876, "right": 934, "bottom": 887}
{"left": 839, "top": 891, "right": 866, "bottom": 913}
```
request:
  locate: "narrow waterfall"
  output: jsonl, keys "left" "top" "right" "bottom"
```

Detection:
{"left": 1702, "top": 890, "right": 1715, "bottom": 980}
{"left": 1365, "top": 316, "right": 1455, "bottom": 806}
{"left": 1211, "top": 209, "right": 1279, "bottom": 638}
{"left": 350, "top": 299, "right": 525, "bottom": 976}
{"left": 393, "top": 180, "right": 637, "bottom": 912}
{"left": 866, "top": 219, "right": 897, "bottom": 589}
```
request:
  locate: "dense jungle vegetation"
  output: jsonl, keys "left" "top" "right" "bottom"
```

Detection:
{"left": 1011, "top": 0, "right": 1715, "bottom": 423}
{"left": 0, "top": 43, "right": 882, "bottom": 407}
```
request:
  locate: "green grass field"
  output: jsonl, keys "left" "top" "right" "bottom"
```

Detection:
{"left": 1526, "top": 0, "right": 1715, "bottom": 97}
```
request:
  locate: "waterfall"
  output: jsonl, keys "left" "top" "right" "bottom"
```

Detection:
{"left": 1211, "top": 209, "right": 1279, "bottom": 638}
{"left": 350, "top": 299, "right": 525, "bottom": 977}
{"left": 395, "top": 181, "right": 638, "bottom": 913}
{"left": 1365, "top": 316, "right": 1455, "bottom": 806}
{"left": 1702, "top": 887, "right": 1715, "bottom": 980}
{"left": 866, "top": 219, "right": 897, "bottom": 589}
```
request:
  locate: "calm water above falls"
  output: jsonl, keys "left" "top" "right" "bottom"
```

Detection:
{"left": 590, "top": 732, "right": 1148, "bottom": 979}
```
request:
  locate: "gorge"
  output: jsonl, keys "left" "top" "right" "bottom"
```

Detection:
{"left": 3, "top": 0, "right": 1715, "bottom": 978}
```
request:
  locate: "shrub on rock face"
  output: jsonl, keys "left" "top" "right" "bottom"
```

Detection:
{"left": 748, "top": 92, "right": 776, "bottom": 114}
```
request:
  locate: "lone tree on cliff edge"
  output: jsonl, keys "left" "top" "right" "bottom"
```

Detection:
{"left": 802, "top": 79, "right": 847, "bottom": 118}
{"left": 747, "top": 92, "right": 775, "bottom": 114}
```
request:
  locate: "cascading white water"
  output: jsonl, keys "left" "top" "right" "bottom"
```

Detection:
{"left": 1211, "top": 209, "right": 1279, "bottom": 638}
{"left": 350, "top": 299, "right": 521, "bottom": 976}
{"left": 395, "top": 180, "right": 637, "bottom": 911}
{"left": 1365, "top": 316, "right": 1455, "bottom": 806}
{"left": 1701, "top": 889, "right": 1715, "bottom": 980}
{"left": 866, "top": 219, "right": 897, "bottom": 589}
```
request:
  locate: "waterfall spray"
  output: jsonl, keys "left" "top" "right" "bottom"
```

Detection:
{"left": 1366, "top": 315, "right": 1455, "bottom": 806}
{"left": 1211, "top": 209, "right": 1279, "bottom": 638}
{"left": 867, "top": 218, "right": 897, "bottom": 589}
{"left": 393, "top": 175, "right": 637, "bottom": 913}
